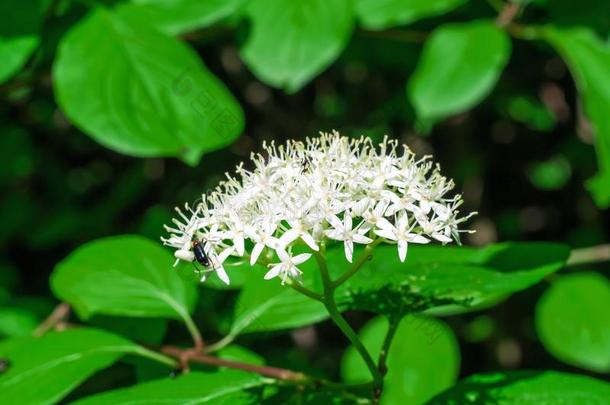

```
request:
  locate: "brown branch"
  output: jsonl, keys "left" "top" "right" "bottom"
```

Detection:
{"left": 34, "top": 303, "right": 71, "bottom": 337}
{"left": 161, "top": 345, "right": 308, "bottom": 381}
{"left": 567, "top": 244, "right": 610, "bottom": 266}
{"left": 496, "top": 1, "right": 521, "bottom": 28}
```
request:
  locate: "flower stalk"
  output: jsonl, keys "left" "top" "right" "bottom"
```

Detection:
{"left": 312, "top": 246, "right": 384, "bottom": 396}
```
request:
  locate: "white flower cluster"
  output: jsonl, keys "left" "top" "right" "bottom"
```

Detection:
{"left": 162, "top": 132, "right": 474, "bottom": 285}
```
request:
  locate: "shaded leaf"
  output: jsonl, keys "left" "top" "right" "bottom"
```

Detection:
{"left": 536, "top": 272, "right": 610, "bottom": 372}
{"left": 544, "top": 27, "right": 610, "bottom": 207}
{"left": 240, "top": 0, "right": 354, "bottom": 92}
{"left": 72, "top": 370, "right": 267, "bottom": 404}
{"left": 89, "top": 315, "right": 168, "bottom": 345}
{"left": 0, "top": 0, "right": 46, "bottom": 84}
{"left": 355, "top": 0, "right": 467, "bottom": 30}
{"left": 0, "top": 328, "right": 169, "bottom": 405}
{"left": 51, "top": 235, "right": 198, "bottom": 321}
{"left": 427, "top": 370, "right": 610, "bottom": 404}
{"left": 342, "top": 315, "right": 460, "bottom": 405}
{"left": 54, "top": 8, "right": 244, "bottom": 165}
{"left": 408, "top": 21, "right": 510, "bottom": 125}
{"left": 334, "top": 242, "right": 569, "bottom": 317}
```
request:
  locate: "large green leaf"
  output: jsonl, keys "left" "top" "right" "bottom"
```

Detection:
{"left": 0, "top": 0, "right": 45, "bottom": 84}
{"left": 54, "top": 8, "right": 244, "bottom": 165}
{"left": 0, "top": 328, "right": 170, "bottom": 405}
{"left": 228, "top": 266, "right": 327, "bottom": 337}
{"left": 342, "top": 315, "right": 460, "bottom": 405}
{"left": 72, "top": 370, "right": 267, "bottom": 404}
{"left": 117, "top": 0, "right": 246, "bottom": 35}
{"left": 51, "top": 235, "right": 198, "bottom": 321}
{"left": 334, "top": 242, "right": 569, "bottom": 317}
{"left": 427, "top": 370, "right": 610, "bottom": 404}
{"left": 407, "top": 20, "right": 511, "bottom": 125}
{"left": 544, "top": 27, "right": 610, "bottom": 208}
{"left": 240, "top": 0, "right": 354, "bottom": 92}
{"left": 536, "top": 272, "right": 610, "bottom": 373}
{"left": 355, "top": 0, "right": 467, "bottom": 30}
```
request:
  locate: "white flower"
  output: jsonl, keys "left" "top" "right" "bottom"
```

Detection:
{"left": 201, "top": 246, "right": 234, "bottom": 285}
{"left": 245, "top": 221, "right": 280, "bottom": 265}
{"left": 265, "top": 249, "right": 312, "bottom": 284}
{"left": 325, "top": 213, "right": 373, "bottom": 262}
{"left": 162, "top": 131, "right": 474, "bottom": 284}
{"left": 374, "top": 212, "right": 429, "bottom": 262}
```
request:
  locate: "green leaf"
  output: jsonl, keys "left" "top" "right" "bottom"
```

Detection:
{"left": 407, "top": 20, "right": 511, "bottom": 125}
{"left": 427, "top": 370, "right": 610, "bottom": 404}
{"left": 89, "top": 315, "right": 168, "bottom": 345}
{"left": 228, "top": 266, "right": 327, "bottom": 337}
{"left": 355, "top": 0, "right": 467, "bottom": 30}
{"left": 0, "top": 328, "right": 170, "bottom": 405}
{"left": 240, "top": 0, "right": 354, "bottom": 92}
{"left": 342, "top": 315, "right": 460, "bottom": 405}
{"left": 50, "top": 235, "right": 198, "bottom": 321}
{"left": 54, "top": 8, "right": 244, "bottom": 165}
{"left": 543, "top": 27, "right": 610, "bottom": 208}
{"left": 72, "top": 370, "right": 267, "bottom": 404}
{"left": 117, "top": 0, "right": 246, "bottom": 35}
{"left": 527, "top": 156, "right": 571, "bottom": 191}
{"left": 217, "top": 345, "right": 265, "bottom": 366}
{"left": 0, "top": 0, "right": 45, "bottom": 84}
{"left": 536, "top": 272, "right": 610, "bottom": 372}
{"left": 334, "top": 242, "right": 569, "bottom": 317}
{"left": 0, "top": 307, "right": 38, "bottom": 337}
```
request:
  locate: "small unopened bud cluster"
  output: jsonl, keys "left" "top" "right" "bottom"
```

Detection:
{"left": 162, "top": 132, "right": 474, "bottom": 285}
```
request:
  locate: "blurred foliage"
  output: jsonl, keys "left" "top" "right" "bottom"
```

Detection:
{"left": 1, "top": 0, "right": 610, "bottom": 403}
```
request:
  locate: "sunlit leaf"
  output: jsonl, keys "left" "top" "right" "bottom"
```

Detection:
{"left": 0, "top": 328, "right": 170, "bottom": 405}
{"left": 355, "top": 0, "right": 467, "bottom": 30}
{"left": 228, "top": 266, "right": 327, "bottom": 337}
{"left": 51, "top": 235, "right": 198, "bottom": 321}
{"left": 72, "top": 370, "right": 267, "bottom": 404}
{"left": 536, "top": 272, "right": 610, "bottom": 372}
{"left": 54, "top": 8, "right": 244, "bottom": 165}
{"left": 408, "top": 20, "right": 510, "bottom": 126}
{"left": 428, "top": 370, "right": 610, "bottom": 404}
{"left": 117, "top": 0, "right": 246, "bottom": 35}
{"left": 240, "top": 0, "right": 354, "bottom": 92}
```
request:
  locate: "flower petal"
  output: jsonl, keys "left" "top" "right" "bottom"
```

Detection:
{"left": 264, "top": 265, "right": 282, "bottom": 280}
{"left": 250, "top": 243, "right": 265, "bottom": 265}
{"left": 292, "top": 253, "right": 312, "bottom": 265}
{"left": 216, "top": 266, "right": 231, "bottom": 285}
{"left": 398, "top": 240, "right": 408, "bottom": 262}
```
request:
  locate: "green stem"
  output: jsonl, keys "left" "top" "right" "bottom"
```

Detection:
{"left": 333, "top": 238, "right": 384, "bottom": 288}
{"left": 135, "top": 347, "right": 179, "bottom": 368}
{"left": 288, "top": 281, "right": 324, "bottom": 302}
{"left": 178, "top": 309, "right": 204, "bottom": 350}
{"left": 312, "top": 249, "right": 384, "bottom": 393}
{"left": 377, "top": 316, "right": 401, "bottom": 376}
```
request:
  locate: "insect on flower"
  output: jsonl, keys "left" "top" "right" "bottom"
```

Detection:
{"left": 191, "top": 236, "right": 211, "bottom": 268}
